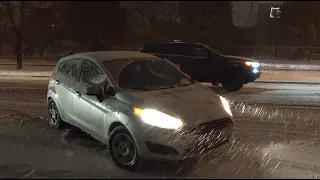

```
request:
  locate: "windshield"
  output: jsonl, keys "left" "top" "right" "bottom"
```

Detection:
{"left": 103, "top": 58, "right": 194, "bottom": 91}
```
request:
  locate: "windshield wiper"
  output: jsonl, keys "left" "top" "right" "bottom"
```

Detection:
{"left": 129, "top": 87, "right": 153, "bottom": 91}
{"left": 179, "top": 83, "right": 191, "bottom": 87}
{"left": 156, "top": 85, "right": 176, "bottom": 90}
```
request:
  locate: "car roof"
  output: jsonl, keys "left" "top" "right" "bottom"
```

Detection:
{"left": 144, "top": 41, "right": 203, "bottom": 46}
{"left": 60, "top": 51, "right": 158, "bottom": 62}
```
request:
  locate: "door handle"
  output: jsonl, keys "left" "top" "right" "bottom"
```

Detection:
{"left": 75, "top": 91, "right": 81, "bottom": 97}
{"left": 54, "top": 80, "right": 60, "bottom": 85}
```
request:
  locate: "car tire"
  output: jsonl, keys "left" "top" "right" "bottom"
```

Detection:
{"left": 222, "top": 79, "right": 244, "bottom": 92}
{"left": 211, "top": 82, "right": 219, "bottom": 86}
{"left": 47, "top": 99, "right": 65, "bottom": 129}
{"left": 108, "top": 125, "right": 144, "bottom": 171}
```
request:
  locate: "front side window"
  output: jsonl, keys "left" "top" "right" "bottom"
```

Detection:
{"left": 80, "top": 60, "right": 104, "bottom": 85}
{"left": 190, "top": 46, "right": 211, "bottom": 57}
{"left": 104, "top": 58, "right": 194, "bottom": 91}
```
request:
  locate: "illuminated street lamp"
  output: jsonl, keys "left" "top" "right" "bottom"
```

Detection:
{"left": 270, "top": 7, "right": 281, "bottom": 19}
{"left": 270, "top": 7, "right": 281, "bottom": 60}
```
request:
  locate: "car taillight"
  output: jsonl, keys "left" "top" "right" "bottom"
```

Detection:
{"left": 50, "top": 71, "right": 53, "bottom": 77}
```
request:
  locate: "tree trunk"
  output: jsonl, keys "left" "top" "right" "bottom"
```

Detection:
{"left": 16, "top": 1, "right": 25, "bottom": 70}
{"left": 16, "top": 39, "right": 22, "bottom": 70}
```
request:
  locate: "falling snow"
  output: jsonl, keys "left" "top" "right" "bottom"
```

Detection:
{"left": 0, "top": 73, "right": 320, "bottom": 178}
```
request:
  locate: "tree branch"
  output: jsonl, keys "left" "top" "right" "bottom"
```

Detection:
{"left": 0, "top": 1, "right": 18, "bottom": 34}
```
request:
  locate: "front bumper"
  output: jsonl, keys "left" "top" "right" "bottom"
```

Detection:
{"left": 244, "top": 67, "right": 261, "bottom": 83}
{"left": 130, "top": 120, "right": 233, "bottom": 161}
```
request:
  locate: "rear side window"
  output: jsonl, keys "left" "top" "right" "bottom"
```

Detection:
{"left": 140, "top": 44, "right": 158, "bottom": 53}
{"left": 141, "top": 43, "right": 184, "bottom": 55}
{"left": 80, "top": 60, "right": 104, "bottom": 86}
{"left": 186, "top": 44, "right": 211, "bottom": 57}
{"left": 59, "top": 59, "right": 80, "bottom": 80}
{"left": 57, "top": 62, "right": 65, "bottom": 74}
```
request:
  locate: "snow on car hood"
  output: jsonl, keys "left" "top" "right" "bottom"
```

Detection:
{"left": 116, "top": 83, "right": 231, "bottom": 128}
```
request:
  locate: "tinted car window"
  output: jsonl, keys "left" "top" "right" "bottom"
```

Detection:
{"left": 140, "top": 44, "right": 158, "bottom": 53}
{"left": 159, "top": 43, "right": 182, "bottom": 55}
{"left": 80, "top": 60, "right": 104, "bottom": 85}
{"left": 141, "top": 43, "right": 182, "bottom": 55}
{"left": 188, "top": 44, "right": 211, "bottom": 57}
{"left": 59, "top": 59, "right": 80, "bottom": 80}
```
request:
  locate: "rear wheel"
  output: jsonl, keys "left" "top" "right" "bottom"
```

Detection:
{"left": 211, "top": 82, "right": 219, "bottom": 86}
{"left": 48, "top": 99, "right": 65, "bottom": 129}
{"left": 108, "top": 126, "right": 144, "bottom": 171}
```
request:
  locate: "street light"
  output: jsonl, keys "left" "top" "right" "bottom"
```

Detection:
{"left": 270, "top": 7, "right": 281, "bottom": 19}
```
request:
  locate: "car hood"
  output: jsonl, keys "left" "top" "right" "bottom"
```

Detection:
{"left": 115, "top": 83, "right": 231, "bottom": 128}
{"left": 223, "top": 55, "right": 259, "bottom": 63}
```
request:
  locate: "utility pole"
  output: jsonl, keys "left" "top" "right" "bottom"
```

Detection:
{"left": 270, "top": 7, "right": 281, "bottom": 60}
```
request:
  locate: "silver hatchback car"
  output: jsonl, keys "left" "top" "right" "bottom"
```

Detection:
{"left": 47, "top": 51, "right": 234, "bottom": 170}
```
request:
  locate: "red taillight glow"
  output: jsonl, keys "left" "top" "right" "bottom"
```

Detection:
{"left": 176, "top": 64, "right": 181, "bottom": 69}
{"left": 50, "top": 72, "right": 53, "bottom": 77}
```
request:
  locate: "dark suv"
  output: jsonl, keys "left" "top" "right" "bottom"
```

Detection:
{"left": 139, "top": 41, "right": 261, "bottom": 92}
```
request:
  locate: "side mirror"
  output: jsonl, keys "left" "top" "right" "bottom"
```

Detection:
{"left": 105, "top": 86, "right": 115, "bottom": 97}
{"left": 85, "top": 85, "right": 103, "bottom": 96}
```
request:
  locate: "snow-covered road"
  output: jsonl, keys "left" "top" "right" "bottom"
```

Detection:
{"left": 0, "top": 79, "right": 320, "bottom": 178}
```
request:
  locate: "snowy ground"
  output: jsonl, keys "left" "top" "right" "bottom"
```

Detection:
{"left": 0, "top": 78, "right": 320, "bottom": 178}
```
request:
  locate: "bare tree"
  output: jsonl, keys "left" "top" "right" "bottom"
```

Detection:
{"left": 124, "top": 1, "right": 179, "bottom": 35}
{"left": 0, "top": 1, "right": 47, "bottom": 70}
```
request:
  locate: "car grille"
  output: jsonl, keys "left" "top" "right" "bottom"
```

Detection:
{"left": 186, "top": 118, "right": 233, "bottom": 135}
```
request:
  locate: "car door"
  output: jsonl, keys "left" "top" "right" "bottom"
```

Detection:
{"left": 54, "top": 59, "right": 81, "bottom": 122}
{"left": 72, "top": 59, "right": 107, "bottom": 138}
{"left": 182, "top": 44, "right": 221, "bottom": 82}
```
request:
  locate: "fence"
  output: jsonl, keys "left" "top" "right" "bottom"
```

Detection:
{"left": 231, "top": 46, "right": 320, "bottom": 63}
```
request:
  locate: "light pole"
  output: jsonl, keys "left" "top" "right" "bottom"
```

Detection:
{"left": 270, "top": 7, "right": 281, "bottom": 60}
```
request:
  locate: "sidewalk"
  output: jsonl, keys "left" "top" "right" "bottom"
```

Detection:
{"left": 0, "top": 69, "right": 319, "bottom": 85}
{"left": 262, "top": 62, "right": 320, "bottom": 71}
{"left": 256, "top": 70, "right": 320, "bottom": 84}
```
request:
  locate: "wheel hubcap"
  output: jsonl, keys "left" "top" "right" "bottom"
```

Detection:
{"left": 112, "top": 134, "right": 137, "bottom": 165}
{"left": 49, "top": 103, "right": 58, "bottom": 126}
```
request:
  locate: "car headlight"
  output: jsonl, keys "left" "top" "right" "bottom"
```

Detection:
{"left": 133, "top": 108, "right": 183, "bottom": 130}
{"left": 245, "top": 61, "right": 260, "bottom": 68}
{"left": 218, "top": 95, "right": 233, "bottom": 117}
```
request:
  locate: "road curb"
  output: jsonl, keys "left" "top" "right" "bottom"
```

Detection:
{"left": 254, "top": 81, "right": 320, "bottom": 85}
{"left": 262, "top": 68, "right": 320, "bottom": 72}
{"left": 0, "top": 63, "right": 56, "bottom": 67}
{"left": 0, "top": 74, "right": 50, "bottom": 78}
{"left": 232, "top": 101, "right": 320, "bottom": 108}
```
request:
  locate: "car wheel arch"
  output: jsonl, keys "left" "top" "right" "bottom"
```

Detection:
{"left": 107, "top": 121, "right": 142, "bottom": 154}
{"left": 108, "top": 122, "right": 124, "bottom": 135}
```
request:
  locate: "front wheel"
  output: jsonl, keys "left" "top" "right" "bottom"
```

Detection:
{"left": 222, "top": 79, "right": 244, "bottom": 92}
{"left": 108, "top": 126, "right": 144, "bottom": 171}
